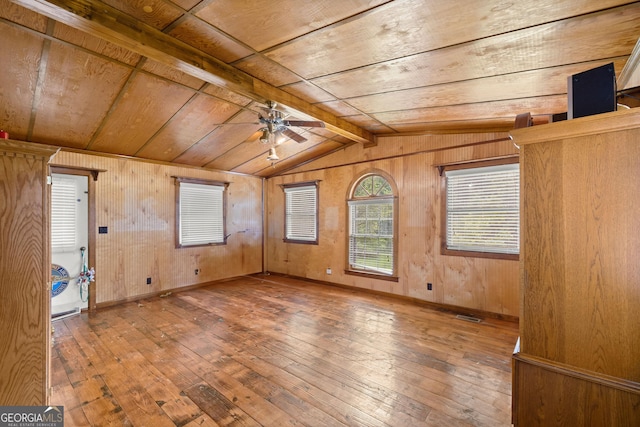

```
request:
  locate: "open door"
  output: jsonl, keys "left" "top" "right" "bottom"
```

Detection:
{"left": 50, "top": 172, "right": 89, "bottom": 319}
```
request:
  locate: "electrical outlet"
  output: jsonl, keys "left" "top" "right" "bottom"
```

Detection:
{"left": 427, "top": 283, "right": 433, "bottom": 291}
{"left": 326, "top": 267, "right": 332, "bottom": 275}
{"left": 146, "top": 277, "right": 151, "bottom": 285}
{"left": 195, "top": 269, "right": 199, "bottom": 275}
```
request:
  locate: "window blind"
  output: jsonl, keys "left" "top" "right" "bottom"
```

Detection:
{"left": 445, "top": 163, "right": 519, "bottom": 254}
{"left": 348, "top": 198, "right": 394, "bottom": 275}
{"left": 51, "top": 176, "right": 77, "bottom": 250}
{"left": 284, "top": 184, "right": 317, "bottom": 242}
{"left": 179, "top": 182, "right": 225, "bottom": 246}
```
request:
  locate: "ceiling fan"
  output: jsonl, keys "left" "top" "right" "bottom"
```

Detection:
{"left": 255, "top": 100, "right": 325, "bottom": 144}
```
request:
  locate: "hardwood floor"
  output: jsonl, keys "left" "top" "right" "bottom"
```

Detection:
{"left": 50, "top": 274, "right": 519, "bottom": 426}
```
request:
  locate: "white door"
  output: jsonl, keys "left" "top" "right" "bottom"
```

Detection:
{"left": 51, "top": 173, "right": 89, "bottom": 318}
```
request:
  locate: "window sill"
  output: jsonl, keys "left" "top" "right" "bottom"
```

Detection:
{"left": 283, "top": 238, "right": 318, "bottom": 245}
{"left": 441, "top": 247, "right": 519, "bottom": 261}
{"left": 344, "top": 269, "right": 399, "bottom": 282}
{"left": 177, "top": 241, "right": 227, "bottom": 249}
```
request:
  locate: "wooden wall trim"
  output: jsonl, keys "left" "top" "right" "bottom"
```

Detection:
{"left": 513, "top": 352, "right": 640, "bottom": 395}
{"left": 55, "top": 147, "right": 254, "bottom": 177}
{"left": 510, "top": 107, "right": 640, "bottom": 145}
{"left": 434, "top": 154, "right": 519, "bottom": 173}
{"left": 49, "top": 164, "right": 106, "bottom": 181}
{"left": 274, "top": 136, "right": 512, "bottom": 177}
{"left": 0, "top": 138, "right": 59, "bottom": 158}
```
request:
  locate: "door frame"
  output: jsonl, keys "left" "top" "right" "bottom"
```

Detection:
{"left": 50, "top": 166, "right": 97, "bottom": 312}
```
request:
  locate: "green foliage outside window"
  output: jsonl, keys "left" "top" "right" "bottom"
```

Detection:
{"left": 348, "top": 174, "right": 395, "bottom": 275}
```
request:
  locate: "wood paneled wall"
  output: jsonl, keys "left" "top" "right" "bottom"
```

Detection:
{"left": 0, "top": 140, "right": 57, "bottom": 405}
{"left": 52, "top": 151, "right": 263, "bottom": 306}
{"left": 266, "top": 133, "right": 520, "bottom": 317}
{"left": 511, "top": 109, "right": 640, "bottom": 425}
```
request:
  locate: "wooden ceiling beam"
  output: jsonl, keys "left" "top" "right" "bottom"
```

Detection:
{"left": 11, "top": 0, "right": 374, "bottom": 145}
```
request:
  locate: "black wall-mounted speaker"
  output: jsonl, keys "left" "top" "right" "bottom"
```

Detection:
{"left": 567, "top": 62, "right": 617, "bottom": 119}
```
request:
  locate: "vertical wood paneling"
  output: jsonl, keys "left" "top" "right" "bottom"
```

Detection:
{"left": 562, "top": 131, "right": 640, "bottom": 378}
{"left": 52, "top": 151, "right": 263, "bottom": 305}
{"left": 267, "top": 133, "right": 520, "bottom": 317}
{"left": 0, "top": 140, "right": 57, "bottom": 405}
{"left": 519, "top": 140, "right": 566, "bottom": 359}
{"left": 401, "top": 153, "right": 436, "bottom": 302}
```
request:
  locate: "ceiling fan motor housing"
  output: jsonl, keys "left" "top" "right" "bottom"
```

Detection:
{"left": 257, "top": 101, "right": 325, "bottom": 144}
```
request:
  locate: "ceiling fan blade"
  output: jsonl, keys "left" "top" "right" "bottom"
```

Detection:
{"left": 283, "top": 128, "right": 307, "bottom": 143}
{"left": 285, "top": 120, "right": 325, "bottom": 128}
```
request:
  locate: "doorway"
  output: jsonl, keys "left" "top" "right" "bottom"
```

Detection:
{"left": 50, "top": 172, "right": 89, "bottom": 319}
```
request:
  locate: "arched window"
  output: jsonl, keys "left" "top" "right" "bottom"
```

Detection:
{"left": 347, "top": 172, "right": 397, "bottom": 278}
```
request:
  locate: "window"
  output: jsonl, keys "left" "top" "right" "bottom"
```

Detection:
{"left": 283, "top": 182, "right": 318, "bottom": 244}
{"left": 442, "top": 160, "right": 519, "bottom": 259}
{"left": 51, "top": 175, "right": 77, "bottom": 250}
{"left": 347, "top": 173, "right": 397, "bottom": 278}
{"left": 176, "top": 178, "right": 227, "bottom": 247}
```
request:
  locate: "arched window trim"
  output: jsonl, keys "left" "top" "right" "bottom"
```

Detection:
{"left": 345, "top": 170, "right": 399, "bottom": 281}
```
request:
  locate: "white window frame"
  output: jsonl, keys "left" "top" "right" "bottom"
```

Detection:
{"left": 176, "top": 178, "right": 228, "bottom": 247}
{"left": 442, "top": 159, "right": 519, "bottom": 259}
{"left": 283, "top": 182, "right": 318, "bottom": 244}
{"left": 346, "top": 173, "right": 398, "bottom": 280}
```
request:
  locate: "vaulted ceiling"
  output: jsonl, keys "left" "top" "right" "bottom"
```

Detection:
{"left": 1, "top": 0, "right": 639, "bottom": 176}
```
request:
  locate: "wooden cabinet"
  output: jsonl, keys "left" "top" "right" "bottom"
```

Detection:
{"left": 511, "top": 108, "right": 640, "bottom": 426}
{"left": 0, "top": 140, "right": 58, "bottom": 405}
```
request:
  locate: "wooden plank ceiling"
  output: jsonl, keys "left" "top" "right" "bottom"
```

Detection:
{"left": 1, "top": 0, "right": 639, "bottom": 177}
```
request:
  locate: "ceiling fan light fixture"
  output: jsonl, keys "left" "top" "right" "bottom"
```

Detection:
{"left": 267, "top": 147, "right": 279, "bottom": 161}
{"left": 259, "top": 129, "right": 270, "bottom": 144}
{"left": 254, "top": 101, "right": 322, "bottom": 146}
{"left": 274, "top": 130, "right": 285, "bottom": 145}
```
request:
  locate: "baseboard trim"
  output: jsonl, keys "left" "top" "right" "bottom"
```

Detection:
{"left": 253, "top": 272, "right": 519, "bottom": 323}
{"left": 94, "top": 275, "right": 250, "bottom": 310}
